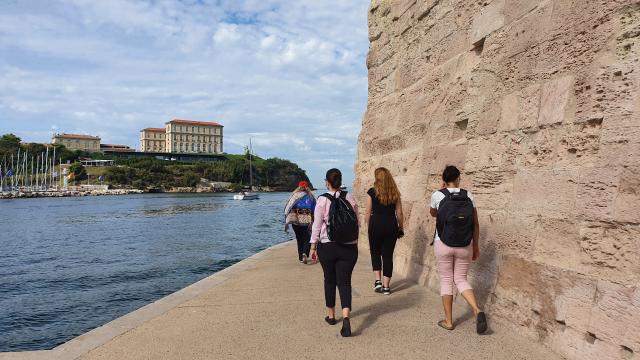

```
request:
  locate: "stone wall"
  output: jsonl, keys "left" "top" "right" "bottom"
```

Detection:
{"left": 355, "top": 1, "right": 640, "bottom": 359}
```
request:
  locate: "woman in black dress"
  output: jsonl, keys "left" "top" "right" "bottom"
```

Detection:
{"left": 364, "top": 167, "right": 404, "bottom": 294}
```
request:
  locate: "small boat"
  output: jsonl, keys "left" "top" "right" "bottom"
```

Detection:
{"left": 233, "top": 192, "right": 259, "bottom": 200}
{"left": 340, "top": 185, "right": 347, "bottom": 191}
{"left": 234, "top": 138, "right": 260, "bottom": 201}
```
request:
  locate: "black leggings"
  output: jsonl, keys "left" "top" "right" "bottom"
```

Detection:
{"left": 292, "top": 225, "right": 311, "bottom": 261}
{"left": 318, "top": 243, "right": 358, "bottom": 309}
{"left": 368, "top": 214, "right": 399, "bottom": 278}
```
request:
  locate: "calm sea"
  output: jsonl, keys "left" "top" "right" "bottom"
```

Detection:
{"left": 0, "top": 192, "right": 292, "bottom": 352}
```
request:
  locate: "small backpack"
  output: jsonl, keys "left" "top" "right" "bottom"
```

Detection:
{"left": 294, "top": 194, "right": 315, "bottom": 210}
{"left": 320, "top": 191, "right": 359, "bottom": 244}
{"left": 435, "top": 189, "right": 474, "bottom": 247}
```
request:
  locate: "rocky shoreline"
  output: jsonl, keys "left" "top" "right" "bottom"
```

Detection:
{"left": 0, "top": 189, "right": 145, "bottom": 199}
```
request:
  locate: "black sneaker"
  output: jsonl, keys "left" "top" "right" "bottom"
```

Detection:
{"left": 340, "top": 317, "right": 351, "bottom": 337}
{"left": 477, "top": 312, "right": 487, "bottom": 334}
{"left": 325, "top": 316, "right": 337, "bottom": 325}
{"left": 382, "top": 287, "right": 391, "bottom": 295}
{"left": 374, "top": 280, "right": 382, "bottom": 293}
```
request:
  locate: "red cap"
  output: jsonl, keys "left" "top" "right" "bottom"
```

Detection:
{"left": 298, "top": 181, "right": 309, "bottom": 188}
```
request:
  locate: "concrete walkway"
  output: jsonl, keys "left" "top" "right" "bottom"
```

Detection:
{"left": 1, "top": 241, "right": 562, "bottom": 360}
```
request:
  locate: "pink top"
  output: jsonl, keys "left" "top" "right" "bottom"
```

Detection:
{"left": 311, "top": 191, "right": 359, "bottom": 244}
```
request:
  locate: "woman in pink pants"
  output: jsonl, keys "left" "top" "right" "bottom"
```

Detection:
{"left": 430, "top": 165, "right": 487, "bottom": 334}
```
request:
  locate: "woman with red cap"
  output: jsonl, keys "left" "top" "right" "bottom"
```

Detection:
{"left": 284, "top": 180, "right": 316, "bottom": 263}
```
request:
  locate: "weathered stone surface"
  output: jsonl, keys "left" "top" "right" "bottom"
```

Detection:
{"left": 471, "top": 0, "right": 505, "bottom": 45}
{"left": 357, "top": 1, "right": 640, "bottom": 359}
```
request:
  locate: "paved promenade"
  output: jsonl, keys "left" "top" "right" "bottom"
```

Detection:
{"left": 1, "top": 241, "right": 562, "bottom": 360}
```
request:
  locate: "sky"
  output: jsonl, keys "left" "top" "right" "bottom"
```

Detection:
{"left": 0, "top": 0, "right": 369, "bottom": 187}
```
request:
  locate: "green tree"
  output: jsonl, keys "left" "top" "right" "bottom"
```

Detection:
{"left": 69, "top": 162, "right": 88, "bottom": 181}
{"left": 0, "top": 133, "right": 21, "bottom": 158}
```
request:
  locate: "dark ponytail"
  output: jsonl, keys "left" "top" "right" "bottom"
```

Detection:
{"left": 326, "top": 168, "right": 342, "bottom": 189}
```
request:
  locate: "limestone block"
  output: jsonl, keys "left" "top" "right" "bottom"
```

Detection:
{"left": 579, "top": 224, "right": 640, "bottom": 284}
{"left": 484, "top": 212, "right": 538, "bottom": 256}
{"left": 464, "top": 137, "right": 511, "bottom": 173}
{"left": 553, "top": 277, "right": 597, "bottom": 333}
{"left": 391, "top": 0, "right": 416, "bottom": 20}
{"left": 501, "top": 0, "right": 554, "bottom": 58}
{"left": 469, "top": 172, "right": 515, "bottom": 211}
{"left": 499, "top": 83, "right": 541, "bottom": 132}
{"left": 576, "top": 166, "right": 620, "bottom": 222}
{"left": 471, "top": 0, "right": 504, "bottom": 45}
{"left": 589, "top": 280, "right": 640, "bottom": 353}
{"left": 613, "top": 165, "right": 640, "bottom": 223}
{"left": 510, "top": 168, "right": 578, "bottom": 219}
{"left": 503, "top": 0, "right": 544, "bottom": 24}
{"left": 415, "top": 0, "right": 440, "bottom": 21}
{"left": 556, "top": 123, "right": 603, "bottom": 168}
{"left": 429, "top": 143, "right": 468, "bottom": 175}
{"left": 598, "top": 123, "right": 640, "bottom": 168}
{"left": 533, "top": 219, "right": 582, "bottom": 273}
{"left": 538, "top": 75, "right": 576, "bottom": 126}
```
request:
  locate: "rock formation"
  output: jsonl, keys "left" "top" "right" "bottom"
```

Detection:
{"left": 355, "top": 1, "right": 640, "bottom": 359}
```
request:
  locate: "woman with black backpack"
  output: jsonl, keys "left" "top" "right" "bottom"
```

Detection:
{"left": 430, "top": 165, "right": 487, "bottom": 334}
{"left": 310, "top": 168, "right": 359, "bottom": 337}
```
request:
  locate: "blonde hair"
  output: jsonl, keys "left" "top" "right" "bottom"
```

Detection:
{"left": 373, "top": 167, "right": 400, "bottom": 206}
{"left": 294, "top": 185, "right": 315, "bottom": 199}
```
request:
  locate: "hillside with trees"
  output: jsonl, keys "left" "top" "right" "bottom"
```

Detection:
{"left": 1, "top": 133, "right": 311, "bottom": 192}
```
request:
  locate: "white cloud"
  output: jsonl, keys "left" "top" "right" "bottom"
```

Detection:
{"left": 0, "top": 0, "right": 369, "bottom": 185}
{"left": 213, "top": 23, "right": 242, "bottom": 44}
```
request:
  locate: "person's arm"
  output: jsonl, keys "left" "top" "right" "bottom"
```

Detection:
{"left": 310, "top": 197, "right": 325, "bottom": 244}
{"left": 364, "top": 195, "right": 372, "bottom": 228}
{"left": 396, "top": 197, "right": 404, "bottom": 230}
{"left": 350, "top": 194, "right": 359, "bottom": 223}
{"left": 429, "top": 191, "right": 439, "bottom": 217}
{"left": 472, "top": 207, "right": 480, "bottom": 261}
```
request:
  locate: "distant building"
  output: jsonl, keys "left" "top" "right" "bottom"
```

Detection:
{"left": 165, "top": 119, "right": 223, "bottom": 154}
{"left": 100, "top": 144, "right": 134, "bottom": 153}
{"left": 52, "top": 133, "right": 101, "bottom": 152}
{"left": 139, "top": 128, "right": 166, "bottom": 153}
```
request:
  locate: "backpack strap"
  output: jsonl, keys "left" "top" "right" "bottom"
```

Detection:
{"left": 459, "top": 189, "right": 468, "bottom": 198}
{"left": 439, "top": 188, "right": 451, "bottom": 197}
{"left": 320, "top": 193, "right": 336, "bottom": 202}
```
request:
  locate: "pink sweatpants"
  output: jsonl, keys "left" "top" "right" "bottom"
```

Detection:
{"left": 434, "top": 240, "right": 473, "bottom": 296}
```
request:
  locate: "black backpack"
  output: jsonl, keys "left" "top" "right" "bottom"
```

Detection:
{"left": 435, "top": 189, "right": 474, "bottom": 247}
{"left": 320, "top": 191, "right": 359, "bottom": 244}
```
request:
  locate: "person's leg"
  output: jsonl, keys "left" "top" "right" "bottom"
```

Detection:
{"left": 368, "top": 220, "right": 382, "bottom": 282}
{"left": 292, "top": 225, "right": 305, "bottom": 261}
{"left": 335, "top": 245, "right": 358, "bottom": 318}
{"left": 335, "top": 244, "right": 358, "bottom": 337}
{"left": 435, "top": 240, "right": 455, "bottom": 328}
{"left": 317, "top": 243, "right": 337, "bottom": 320}
{"left": 453, "top": 245, "right": 481, "bottom": 315}
{"left": 301, "top": 225, "right": 312, "bottom": 258}
{"left": 381, "top": 232, "right": 398, "bottom": 288}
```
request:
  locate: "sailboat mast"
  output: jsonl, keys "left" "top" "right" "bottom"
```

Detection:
{"left": 249, "top": 138, "right": 253, "bottom": 190}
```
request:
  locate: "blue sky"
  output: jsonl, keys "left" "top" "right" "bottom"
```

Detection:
{"left": 0, "top": 0, "right": 369, "bottom": 187}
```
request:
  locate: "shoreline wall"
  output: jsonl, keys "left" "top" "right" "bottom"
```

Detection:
{"left": 354, "top": 1, "right": 640, "bottom": 359}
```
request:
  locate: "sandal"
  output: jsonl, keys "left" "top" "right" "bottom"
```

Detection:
{"left": 325, "top": 316, "right": 337, "bottom": 325}
{"left": 438, "top": 320, "right": 455, "bottom": 331}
